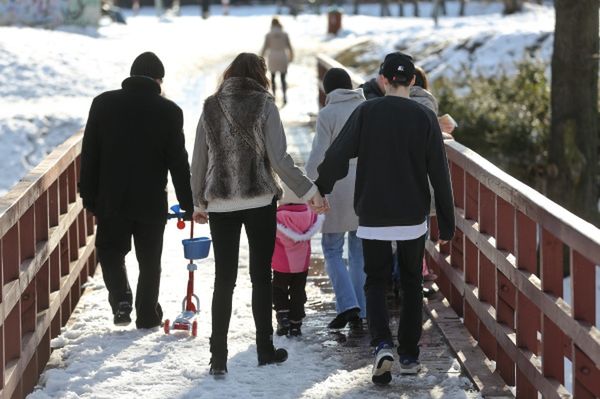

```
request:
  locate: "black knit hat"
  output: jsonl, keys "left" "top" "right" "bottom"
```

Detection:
{"left": 130, "top": 52, "right": 165, "bottom": 79}
{"left": 381, "top": 52, "right": 415, "bottom": 84}
{"left": 323, "top": 68, "right": 352, "bottom": 94}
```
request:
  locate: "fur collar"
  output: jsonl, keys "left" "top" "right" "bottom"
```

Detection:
{"left": 277, "top": 214, "right": 325, "bottom": 242}
{"left": 218, "top": 77, "right": 272, "bottom": 98}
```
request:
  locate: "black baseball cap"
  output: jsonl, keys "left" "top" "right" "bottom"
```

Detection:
{"left": 381, "top": 52, "right": 415, "bottom": 83}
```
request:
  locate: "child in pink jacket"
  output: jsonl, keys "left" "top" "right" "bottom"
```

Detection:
{"left": 272, "top": 185, "right": 324, "bottom": 337}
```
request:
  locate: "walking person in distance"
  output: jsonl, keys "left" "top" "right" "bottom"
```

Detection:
{"left": 261, "top": 17, "right": 294, "bottom": 105}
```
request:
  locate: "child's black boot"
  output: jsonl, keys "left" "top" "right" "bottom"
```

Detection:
{"left": 289, "top": 321, "right": 302, "bottom": 337}
{"left": 276, "top": 310, "right": 290, "bottom": 336}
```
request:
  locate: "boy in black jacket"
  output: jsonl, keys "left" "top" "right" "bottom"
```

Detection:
{"left": 315, "top": 52, "right": 455, "bottom": 385}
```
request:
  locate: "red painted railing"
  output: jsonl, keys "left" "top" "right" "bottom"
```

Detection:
{"left": 427, "top": 140, "right": 600, "bottom": 399}
{"left": 317, "top": 54, "right": 600, "bottom": 398}
{"left": 0, "top": 132, "right": 97, "bottom": 398}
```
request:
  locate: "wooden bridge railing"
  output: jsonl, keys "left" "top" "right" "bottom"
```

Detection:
{"left": 317, "top": 54, "right": 600, "bottom": 398}
{"left": 0, "top": 132, "right": 97, "bottom": 398}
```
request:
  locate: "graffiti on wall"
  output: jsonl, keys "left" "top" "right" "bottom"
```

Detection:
{"left": 0, "top": 0, "right": 100, "bottom": 27}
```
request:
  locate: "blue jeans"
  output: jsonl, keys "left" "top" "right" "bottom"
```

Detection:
{"left": 322, "top": 231, "right": 366, "bottom": 318}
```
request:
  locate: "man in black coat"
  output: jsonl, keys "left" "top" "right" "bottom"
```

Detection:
{"left": 79, "top": 52, "right": 194, "bottom": 329}
{"left": 315, "top": 52, "right": 455, "bottom": 385}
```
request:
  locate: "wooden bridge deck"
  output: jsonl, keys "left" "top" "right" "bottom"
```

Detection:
{"left": 301, "top": 255, "right": 482, "bottom": 398}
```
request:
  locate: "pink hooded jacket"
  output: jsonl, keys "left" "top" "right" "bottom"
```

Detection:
{"left": 271, "top": 204, "right": 324, "bottom": 273}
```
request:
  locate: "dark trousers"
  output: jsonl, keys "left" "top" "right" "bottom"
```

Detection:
{"left": 272, "top": 270, "right": 308, "bottom": 321}
{"left": 362, "top": 234, "right": 426, "bottom": 357}
{"left": 208, "top": 200, "right": 277, "bottom": 356}
{"left": 95, "top": 216, "right": 165, "bottom": 328}
{"left": 271, "top": 72, "right": 288, "bottom": 97}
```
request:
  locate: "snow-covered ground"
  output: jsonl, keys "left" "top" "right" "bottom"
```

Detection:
{"left": 1, "top": 2, "right": 596, "bottom": 397}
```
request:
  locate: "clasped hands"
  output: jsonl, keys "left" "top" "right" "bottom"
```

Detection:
{"left": 191, "top": 194, "right": 329, "bottom": 224}
{"left": 308, "top": 192, "right": 329, "bottom": 214}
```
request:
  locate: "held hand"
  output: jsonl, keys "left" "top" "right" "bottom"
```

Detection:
{"left": 193, "top": 211, "right": 209, "bottom": 224}
{"left": 308, "top": 193, "right": 329, "bottom": 214}
{"left": 323, "top": 196, "right": 330, "bottom": 213}
{"left": 438, "top": 114, "right": 457, "bottom": 135}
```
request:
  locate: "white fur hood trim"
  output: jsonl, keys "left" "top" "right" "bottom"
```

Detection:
{"left": 276, "top": 214, "right": 325, "bottom": 242}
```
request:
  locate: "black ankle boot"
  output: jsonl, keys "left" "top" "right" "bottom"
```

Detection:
{"left": 209, "top": 356, "right": 228, "bottom": 376}
{"left": 257, "top": 335, "right": 288, "bottom": 366}
{"left": 327, "top": 307, "right": 360, "bottom": 329}
{"left": 289, "top": 321, "right": 302, "bottom": 337}
{"left": 258, "top": 347, "right": 288, "bottom": 366}
{"left": 209, "top": 337, "right": 228, "bottom": 376}
{"left": 114, "top": 301, "right": 132, "bottom": 326}
{"left": 276, "top": 311, "right": 290, "bottom": 336}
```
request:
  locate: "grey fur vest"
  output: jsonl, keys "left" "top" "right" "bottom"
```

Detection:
{"left": 200, "top": 77, "right": 282, "bottom": 204}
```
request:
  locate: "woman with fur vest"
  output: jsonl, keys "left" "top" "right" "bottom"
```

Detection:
{"left": 190, "top": 53, "right": 326, "bottom": 377}
{"left": 271, "top": 184, "right": 324, "bottom": 338}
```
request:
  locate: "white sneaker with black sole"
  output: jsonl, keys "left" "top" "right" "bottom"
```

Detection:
{"left": 372, "top": 343, "right": 395, "bottom": 385}
{"left": 399, "top": 355, "right": 422, "bottom": 375}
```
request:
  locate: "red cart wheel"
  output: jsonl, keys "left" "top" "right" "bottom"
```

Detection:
{"left": 163, "top": 319, "right": 170, "bottom": 334}
{"left": 191, "top": 320, "right": 198, "bottom": 337}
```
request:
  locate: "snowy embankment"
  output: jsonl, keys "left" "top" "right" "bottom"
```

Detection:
{"left": 333, "top": 3, "right": 555, "bottom": 82}
{"left": 0, "top": 2, "right": 558, "bottom": 197}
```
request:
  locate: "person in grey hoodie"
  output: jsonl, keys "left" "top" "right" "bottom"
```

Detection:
{"left": 190, "top": 53, "right": 326, "bottom": 377}
{"left": 305, "top": 68, "right": 367, "bottom": 330}
{"left": 410, "top": 66, "right": 438, "bottom": 114}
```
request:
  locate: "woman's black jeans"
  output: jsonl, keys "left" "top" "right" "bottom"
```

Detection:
{"left": 208, "top": 200, "right": 277, "bottom": 358}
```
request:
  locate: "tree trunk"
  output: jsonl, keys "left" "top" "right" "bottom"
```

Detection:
{"left": 503, "top": 0, "right": 522, "bottom": 14}
{"left": 548, "top": 0, "right": 599, "bottom": 225}
{"left": 380, "top": 0, "right": 391, "bottom": 16}
{"left": 459, "top": 0, "right": 467, "bottom": 16}
{"left": 439, "top": 0, "right": 446, "bottom": 15}
{"left": 432, "top": 0, "right": 440, "bottom": 26}
{"left": 397, "top": 0, "right": 404, "bottom": 17}
{"left": 412, "top": 0, "right": 419, "bottom": 17}
{"left": 353, "top": 0, "right": 359, "bottom": 14}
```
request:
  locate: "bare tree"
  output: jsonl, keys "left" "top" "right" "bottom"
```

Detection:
{"left": 353, "top": 0, "right": 360, "bottom": 15}
{"left": 432, "top": 0, "right": 447, "bottom": 24}
{"left": 459, "top": 0, "right": 467, "bottom": 16}
{"left": 380, "top": 0, "right": 392, "bottom": 16}
{"left": 397, "top": 0, "right": 418, "bottom": 17}
{"left": 548, "top": 0, "right": 599, "bottom": 225}
{"left": 503, "top": 0, "right": 523, "bottom": 14}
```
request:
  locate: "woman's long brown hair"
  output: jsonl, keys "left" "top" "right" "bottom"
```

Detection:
{"left": 220, "top": 53, "right": 270, "bottom": 90}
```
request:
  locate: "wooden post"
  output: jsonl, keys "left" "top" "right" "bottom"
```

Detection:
{"left": 571, "top": 251, "right": 599, "bottom": 397}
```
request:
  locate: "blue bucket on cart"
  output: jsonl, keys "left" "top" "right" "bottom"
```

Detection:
{"left": 182, "top": 237, "right": 211, "bottom": 260}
